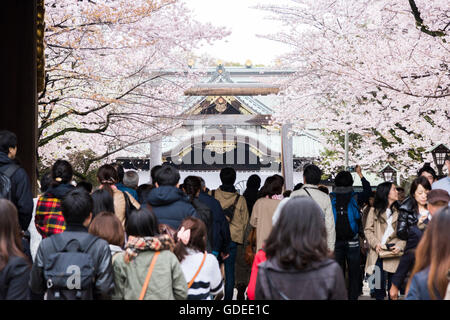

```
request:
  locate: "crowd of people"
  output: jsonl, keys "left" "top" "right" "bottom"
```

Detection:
{"left": 0, "top": 129, "right": 450, "bottom": 301}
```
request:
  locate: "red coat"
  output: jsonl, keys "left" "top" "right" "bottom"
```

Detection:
{"left": 247, "top": 249, "right": 266, "bottom": 300}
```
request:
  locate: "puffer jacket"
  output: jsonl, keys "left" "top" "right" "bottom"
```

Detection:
{"left": 255, "top": 258, "right": 347, "bottom": 300}
{"left": 146, "top": 185, "right": 198, "bottom": 230}
{"left": 397, "top": 197, "right": 423, "bottom": 250}
{"left": 29, "top": 224, "right": 114, "bottom": 300}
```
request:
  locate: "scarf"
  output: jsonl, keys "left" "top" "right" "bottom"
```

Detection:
{"left": 124, "top": 234, "right": 174, "bottom": 263}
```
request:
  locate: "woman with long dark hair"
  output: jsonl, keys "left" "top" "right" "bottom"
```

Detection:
{"left": 97, "top": 164, "right": 140, "bottom": 227}
{"left": 0, "top": 199, "right": 31, "bottom": 299}
{"left": 35, "top": 159, "right": 75, "bottom": 238}
{"left": 91, "top": 189, "right": 115, "bottom": 218}
{"left": 364, "top": 182, "right": 405, "bottom": 300}
{"left": 406, "top": 207, "right": 450, "bottom": 300}
{"left": 182, "top": 176, "right": 213, "bottom": 252}
{"left": 254, "top": 196, "right": 347, "bottom": 300}
{"left": 243, "top": 174, "right": 261, "bottom": 217}
{"left": 390, "top": 176, "right": 431, "bottom": 299}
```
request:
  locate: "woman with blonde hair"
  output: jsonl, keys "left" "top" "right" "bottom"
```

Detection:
{"left": 406, "top": 207, "right": 450, "bottom": 300}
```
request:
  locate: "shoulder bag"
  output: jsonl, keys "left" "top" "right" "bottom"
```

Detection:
{"left": 187, "top": 251, "right": 207, "bottom": 289}
{"left": 139, "top": 251, "right": 160, "bottom": 300}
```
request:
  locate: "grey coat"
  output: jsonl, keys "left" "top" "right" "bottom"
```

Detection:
{"left": 255, "top": 258, "right": 347, "bottom": 300}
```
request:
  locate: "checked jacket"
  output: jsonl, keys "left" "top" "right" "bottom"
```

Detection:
{"left": 35, "top": 194, "right": 66, "bottom": 238}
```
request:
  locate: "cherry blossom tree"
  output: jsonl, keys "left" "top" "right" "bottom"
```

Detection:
{"left": 39, "top": 0, "right": 228, "bottom": 177}
{"left": 258, "top": 0, "right": 449, "bottom": 177}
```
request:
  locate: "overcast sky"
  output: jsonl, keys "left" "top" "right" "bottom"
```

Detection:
{"left": 184, "top": 0, "right": 291, "bottom": 66}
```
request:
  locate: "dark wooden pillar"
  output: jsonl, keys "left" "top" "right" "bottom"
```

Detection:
{"left": 0, "top": 1, "right": 38, "bottom": 195}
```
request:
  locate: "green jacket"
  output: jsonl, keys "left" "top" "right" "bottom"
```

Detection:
{"left": 112, "top": 250, "right": 188, "bottom": 300}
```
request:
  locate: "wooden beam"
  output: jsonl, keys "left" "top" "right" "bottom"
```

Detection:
{"left": 184, "top": 83, "right": 280, "bottom": 96}
{"left": 180, "top": 114, "right": 273, "bottom": 126}
{"left": 0, "top": 0, "right": 38, "bottom": 196}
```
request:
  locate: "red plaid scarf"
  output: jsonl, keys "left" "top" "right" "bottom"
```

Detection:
{"left": 124, "top": 235, "right": 175, "bottom": 263}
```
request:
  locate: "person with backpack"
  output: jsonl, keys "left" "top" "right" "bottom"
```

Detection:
{"left": 146, "top": 165, "right": 198, "bottom": 230}
{"left": 209, "top": 167, "right": 249, "bottom": 300}
{"left": 30, "top": 188, "right": 115, "bottom": 300}
{"left": 254, "top": 197, "right": 347, "bottom": 300}
{"left": 0, "top": 199, "right": 31, "bottom": 300}
{"left": 330, "top": 165, "right": 372, "bottom": 300}
{"left": 112, "top": 207, "right": 187, "bottom": 300}
{"left": 173, "top": 217, "right": 223, "bottom": 300}
{"left": 35, "top": 160, "right": 75, "bottom": 239}
{"left": 97, "top": 164, "right": 140, "bottom": 227}
{"left": 0, "top": 130, "right": 33, "bottom": 233}
{"left": 182, "top": 176, "right": 213, "bottom": 252}
{"left": 197, "top": 177, "right": 231, "bottom": 263}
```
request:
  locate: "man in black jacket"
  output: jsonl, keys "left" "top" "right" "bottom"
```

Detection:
{"left": 198, "top": 177, "right": 231, "bottom": 261}
{"left": 0, "top": 130, "right": 33, "bottom": 232}
{"left": 30, "top": 189, "right": 114, "bottom": 300}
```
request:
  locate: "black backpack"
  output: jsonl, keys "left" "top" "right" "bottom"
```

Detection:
{"left": 43, "top": 234, "right": 99, "bottom": 300}
{"left": 0, "top": 164, "right": 19, "bottom": 200}
{"left": 212, "top": 190, "right": 240, "bottom": 223}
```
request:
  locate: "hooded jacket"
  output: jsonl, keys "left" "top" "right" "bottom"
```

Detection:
{"left": 0, "top": 152, "right": 33, "bottom": 231}
{"left": 146, "top": 185, "right": 198, "bottom": 230}
{"left": 255, "top": 258, "right": 347, "bottom": 300}
{"left": 35, "top": 183, "right": 75, "bottom": 238}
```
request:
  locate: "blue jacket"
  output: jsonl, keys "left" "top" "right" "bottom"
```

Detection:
{"left": 406, "top": 268, "right": 441, "bottom": 300}
{"left": 0, "top": 152, "right": 34, "bottom": 231}
{"left": 146, "top": 185, "right": 198, "bottom": 230}
{"left": 330, "top": 177, "right": 372, "bottom": 235}
{"left": 199, "top": 192, "right": 231, "bottom": 255}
